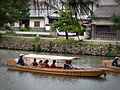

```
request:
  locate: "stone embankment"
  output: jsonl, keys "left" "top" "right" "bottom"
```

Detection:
{"left": 0, "top": 38, "right": 120, "bottom": 56}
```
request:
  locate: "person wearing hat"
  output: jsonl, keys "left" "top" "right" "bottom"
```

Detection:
{"left": 112, "top": 57, "right": 120, "bottom": 67}
{"left": 17, "top": 54, "right": 25, "bottom": 66}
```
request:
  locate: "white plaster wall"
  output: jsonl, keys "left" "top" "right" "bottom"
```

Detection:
{"left": 29, "top": 18, "right": 45, "bottom": 28}
{"left": 93, "top": 19, "right": 113, "bottom": 25}
{"left": 98, "top": 0, "right": 118, "bottom": 5}
{"left": 50, "top": 13, "right": 60, "bottom": 17}
{"left": 45, "top": 26, "right": 51, "bottom": 31}
{"left": 8, "top": 22, "right": 19, "bottom": 27}
{"left": 14, "top": 22, "right": 20, "bottom": 27}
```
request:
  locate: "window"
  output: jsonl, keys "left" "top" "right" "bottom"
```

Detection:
{"left": 34, "top": 21, "right": 40, "bottom": 27}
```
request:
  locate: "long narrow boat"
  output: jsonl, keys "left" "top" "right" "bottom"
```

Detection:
{"left": 102, "top": 60, "right": 120, "bottom": 73}
{"left": 7, "top": 54, "right": 106, "bottom": 77}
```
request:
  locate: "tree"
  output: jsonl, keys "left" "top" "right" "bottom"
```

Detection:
{"left": 111, "top": 15, "right": 120, "bottom": 30}
{"left": 52, "top": 2, "right": 86, "bottom": 40}
{"left": 111, "top": 15, "right": 120, "bottom": 40}
{"left": 0, "top": 0, "right": 30, "bottom": 28}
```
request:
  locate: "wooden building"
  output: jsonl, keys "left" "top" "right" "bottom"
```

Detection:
{"left": 91, "top": 5, "right": 120, "bottom": 40}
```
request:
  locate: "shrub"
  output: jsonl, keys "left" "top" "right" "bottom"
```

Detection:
{"left": 5, "top": 31, "right": 16, "bottom": 35}
{"left": 35, "top": 36, "right": 41, "bottom": 41}
{"left": 79, "top": 39, "right": 84, "bottom": 42}
{"left": 0, "top": 25, "right": 14, "bottom": 31}
{"left": 28, "top": 27, "right": 36, "bottom": 32}
{"left": 31, "top": 28, "right": 36, "bottom": 32}
{"left": 19, "top": 27, "right": 27, "bottom": 31}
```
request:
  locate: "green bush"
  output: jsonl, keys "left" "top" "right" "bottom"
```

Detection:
{"left": 5, "top": 25, "right": 12, "bottom": 31}
{"left": 19, "top": 27, "right": 27, "bottom": 31}
{"left": 35, "top": 36, "right": 41, "bottom": 41}
{"left": 28, "top": 27, "right": 36, "bottom": 32}
{"left": 31, "top": 28, "right": 36, "bottom": 32}
{"left": 5, "top": 31, "right": 16, "bottom": 35}
{"left": 0, "top": 27, "right": 6, "bottom": 31}
{"left": 0, "top": 25, "right": 14, "bottom": 31}
{"left": 79, "top": 39, "right": 84, "bottom": 42}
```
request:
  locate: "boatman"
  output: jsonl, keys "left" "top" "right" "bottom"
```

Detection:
{"left": 112, "top": 57, "right": 120, "bottom": 67}
{"left": 17, "top": 54, "right": 25, "bottom": 66}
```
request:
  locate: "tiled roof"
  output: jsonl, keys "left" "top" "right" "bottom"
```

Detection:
{"left": 94, "top": 5, "right": 120, "bottom": 18}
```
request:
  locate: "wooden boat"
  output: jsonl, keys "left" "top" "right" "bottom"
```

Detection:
{"left": 102, "top": 60, "right": 120, "bottom": 73}
{"left": 7, "top": 54, "right": 106, "bottom": 77}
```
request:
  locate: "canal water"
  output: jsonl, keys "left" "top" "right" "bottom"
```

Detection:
{"left": 0, "top": 49, "right": 120, "bottom": 90}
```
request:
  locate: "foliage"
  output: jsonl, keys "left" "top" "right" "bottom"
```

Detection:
{"left": 19, "top": 27, "right": 27, "bottom": 31}
{"left": 0, "top": 0, "right": 30, "bottom": 28}
{"left": 0, "top": 25, "right": 16, "bottom": 35}
{"left": 31, "top": 27, "right": 36, "bottom": 32}
{"left": 79, "top": 39, "right": 84, "bottom": 42}
{"left": 35, "top": 36, "right": 41, "bottom": 41}
{"left": 27, "top": 26, "right": 35, "bottom": 31}
{"left": 111, "top": 15, "right": 120, "bottom": 30}
{"left": 52, "top": 1, "right": 86, "bottom": 40}
{"left": 32, "top": 43, "right": 36, "bottom": 51}
{"left": 0, "top": 25, "right": 14, "bottom": 31}
{"left": 5, "top": 31, "right": 16, "bottom": 35}
{"left": 68, "top": 0, "right": 95, "bottom": 17}
{"left": 36, "top": 44, "right": 41, "bottom": 51}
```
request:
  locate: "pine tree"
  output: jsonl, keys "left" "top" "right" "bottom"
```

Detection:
{"left": 0, "top": 0, "right": 30, "bottom": 28}
{"left": 52, "top": 1, "right": 86, "bottom": 40}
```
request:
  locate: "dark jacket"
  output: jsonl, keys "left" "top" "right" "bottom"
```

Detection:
{"left": 112, "top": 58, "right": 118, "bottom": 66}
{"left": 17, "top": 57, "right": 24, "bottom": 65}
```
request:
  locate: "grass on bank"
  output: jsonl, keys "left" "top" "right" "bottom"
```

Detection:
{"left": 0, "top": 36, "right": 119, "bottom": 46}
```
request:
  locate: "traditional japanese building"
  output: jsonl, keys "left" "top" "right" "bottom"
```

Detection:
{"left": 9, "top": 0, "right": 120, "bottom": 40}
{"left": 91, "top": 0, "right": 120, "bottom": 40}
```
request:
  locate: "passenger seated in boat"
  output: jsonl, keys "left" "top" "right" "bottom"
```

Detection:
{"left": 51, "top": 60, "right": 56, "bottom": 68}
{"left": 112, "top": 57, "right": 120, "bottom": 67}
{"left": 43, "top": 60, "right": 49, "bottom": 68}
{"left": 32, "top": 59, "right": 38, "bottom": 66}
{"left": 38, "top": 60, "right": 44, "bottom": 67}
{"left": 17, "top": 54, "right": 25, "bottom": 66}
{"left": 64, "top": 60, "right": 69, "bottom": 69}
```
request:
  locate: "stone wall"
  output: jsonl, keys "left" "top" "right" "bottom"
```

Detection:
{"left": 0, "top": 38, "right": 120, "bottom": 56}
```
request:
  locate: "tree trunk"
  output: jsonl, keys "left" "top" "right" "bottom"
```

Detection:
{"left": 76, "top": 32, "right": 80, "bottom": 41}
{"left": 65, "top": 32, "right": 68, "bottom": 40}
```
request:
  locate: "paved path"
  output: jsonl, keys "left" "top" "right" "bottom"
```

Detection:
{"left": 1, "top": 31, "right": 120, "bottom": 43}
{"left": 73, "top": 37, "right": 120, "bottom": 43}
{"left": 84, "top": 39, "right": 120, "bottom": 43}
{"left": 0, "top": 31, "right": 51, "bottom": 36}
{"left": 1, "top": 35, "right": 56, "bottom": 39}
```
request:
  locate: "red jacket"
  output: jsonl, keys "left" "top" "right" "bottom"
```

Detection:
{"left": 32, "top": 62, "right": 38, "bottom": 66}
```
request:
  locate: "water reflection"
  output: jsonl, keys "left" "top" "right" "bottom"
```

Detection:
{"left": 7, "top": 69, "right": 107, "bottom": 82}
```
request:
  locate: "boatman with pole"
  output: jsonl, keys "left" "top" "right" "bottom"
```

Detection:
{"left": 17, "top": 54, "right": 25, "bottom": 66}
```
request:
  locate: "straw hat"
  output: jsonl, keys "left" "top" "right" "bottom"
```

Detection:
{"left": 19, "top": 54, "right": 24, "bottom": 56}
{"left": 115, "top": 57, "right": 119, "bottom": 59}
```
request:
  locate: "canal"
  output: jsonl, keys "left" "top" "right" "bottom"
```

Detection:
{"left": 0, "top": 49, "right": 120, "bottom": 90}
